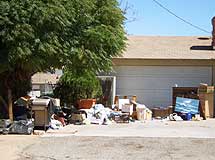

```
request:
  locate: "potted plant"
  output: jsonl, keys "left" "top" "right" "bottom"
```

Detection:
{"left": 54, "top": 69, "right": 102, "bottom": 109}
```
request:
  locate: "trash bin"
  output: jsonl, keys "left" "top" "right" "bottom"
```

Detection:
{"left": 32, "top": 99, "right": 53, "bottom": 129}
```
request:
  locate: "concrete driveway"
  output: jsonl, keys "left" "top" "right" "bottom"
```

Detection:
{"left": 44, "top": 119, "right": 215, "bottom": 138}
{"left": 1, "top": 119, "right": 215, "bottom": 160}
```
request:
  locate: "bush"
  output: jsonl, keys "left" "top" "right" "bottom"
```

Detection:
{"left": 54, "top": 69, "right": 102, "bottom": 106}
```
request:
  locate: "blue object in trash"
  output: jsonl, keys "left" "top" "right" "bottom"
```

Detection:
{"left": 175, "top": 97, "right": 199, "bottom": 114}
{"left": 186, "top": 112, "right": 192, "bottom": 121}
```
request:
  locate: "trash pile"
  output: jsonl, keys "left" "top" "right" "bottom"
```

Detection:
{"left": 66, "top": 99, "right": 152, "bottom": 126}
{"left": 151, "top": 97, "right": 202, "bottom": 121}
{"left": 45, "top": 96, "right": 154, "bottom": 129}
{"left": 0, "top": 83, "right": 213, "bottom": 134}
{"left": 45, "top": 84, "right": 213, "bottom": 129}
{"left": 152, "top": 84, "right": 214, "bottom": 122}
{"left": 0, "top": 119, "right": 34, "bottom": 135}
{"left": 81, "top": 104, "right": 112, "bottom": 125}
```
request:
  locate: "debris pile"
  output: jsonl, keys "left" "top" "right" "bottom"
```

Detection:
{"left": 0, "top": 83, "right": 214, "bottom": 135}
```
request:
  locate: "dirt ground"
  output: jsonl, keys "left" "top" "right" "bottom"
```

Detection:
{"left": 44, "top": 119, "right": 215, "bottom": 138}
{"left": 1, "top": 120, "right": 215, "bottom": 160}
{"left": 0, "top": 136, "right": 214, "bottom": 160}
{"left": 0, "top": 135, "right": 38, "bottom": 160}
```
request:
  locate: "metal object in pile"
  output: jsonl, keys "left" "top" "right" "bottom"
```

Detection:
{"left": 113, "top": 113, "right": 130, "bottom": 123}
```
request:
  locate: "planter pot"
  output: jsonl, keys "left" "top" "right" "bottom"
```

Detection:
{"left": 77, "top": 99, "right": 96, "bottom": 109}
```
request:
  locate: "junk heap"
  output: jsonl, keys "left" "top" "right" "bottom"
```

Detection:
{"left": 0, "top": 83, "right": 213, "bottom": 134}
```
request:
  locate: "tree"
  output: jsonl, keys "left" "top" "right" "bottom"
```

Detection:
{"left": 0, "top": 0, "right": 126, "bottom": 120}
{"left": 119, "top": 0, "right": 138, "bottom": 23}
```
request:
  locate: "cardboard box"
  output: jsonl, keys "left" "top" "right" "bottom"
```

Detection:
{"left": 71, "top": 113, "right": 86, "bottom": 123}
{"left": 118, "top": 99, "right": 130, "bottom": 110}
{"left": 199, "top": 85, "right": 214, "bottom": 94}
{"left": 199, "top": 93, "right": 214, "bottom": 118}
{"left": 121, "top": 104, "right": 133, "bottom": 115}
{"left": 152, "top": 106, "right": 173, "bottom": 118}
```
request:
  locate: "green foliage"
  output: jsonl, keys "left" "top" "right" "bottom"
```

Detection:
{"left": 54, "top": 69, "right": 102, "bottom": 106}
{"left": 0, "top": 0, "right": 126, "bottom": 107}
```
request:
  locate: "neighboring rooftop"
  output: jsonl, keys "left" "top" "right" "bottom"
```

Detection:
{"left": 31, "top": 73, "right": 59, "bottom": 84}
{"left": 115, "top": 36, "right": 215, "bottom": 60}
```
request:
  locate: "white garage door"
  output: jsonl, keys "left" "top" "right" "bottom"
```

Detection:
{"left": 114, "top": 66, "right": 212, "bottom": 108}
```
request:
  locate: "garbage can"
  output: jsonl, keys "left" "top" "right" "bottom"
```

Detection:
{"left": 32, "top": 99, "right": 52, "bottom": 129}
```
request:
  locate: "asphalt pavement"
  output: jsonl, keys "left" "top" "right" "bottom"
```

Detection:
{"left": 1, "top": 119, "right": 215, "bottom": 160}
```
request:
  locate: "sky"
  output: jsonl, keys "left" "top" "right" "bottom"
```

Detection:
{"left": 120, "top": 0, "right": 215, "bottom": 36}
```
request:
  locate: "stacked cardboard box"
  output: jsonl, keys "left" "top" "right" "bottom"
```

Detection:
{"left": 152, "top": 106, "right": 173, "bottom": 118}
{"left": 198, "top": 85, "right": 214, "bottom": 118}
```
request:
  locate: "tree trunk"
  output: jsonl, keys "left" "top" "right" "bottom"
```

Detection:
{"left": 0, "top": 96, "right": 8, "bottom": 113}
{"left": 8, "top": 88, "right": 13, "bottom": 121}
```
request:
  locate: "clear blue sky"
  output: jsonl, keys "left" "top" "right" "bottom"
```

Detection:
{"left": 119, "top": 0, "right": 215, "bottom": 36}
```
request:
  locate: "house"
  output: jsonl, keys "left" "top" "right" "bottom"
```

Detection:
{"left": 31, "top": 17, "right": 215, "bottom": 108}
{"left": 112, "top": 36, "right": 215, "bottom": 108}
{"left": 31, "top": 36, "right": 215, "bottom": 107}
{"left": 30, "top": 72, "right": 60, "bottom": 97}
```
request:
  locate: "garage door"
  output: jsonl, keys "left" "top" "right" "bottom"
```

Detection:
{"left": 114, "top": 66, "right": 212, "bottom": 108}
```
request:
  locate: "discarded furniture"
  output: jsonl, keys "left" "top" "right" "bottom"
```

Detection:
{"left": 172, "top": 87, "right": 204, "bottom": 118}
{"left": 152, "top": 106, "right": 173, "bottom": 118}
{"left": 175, "top": 97, "right": 199, "bottom": 115}
{"left": 172, "top": 87, "right": 199, "bottom": 106}
{"left": 172, "top": 86, "right": 214, "bottom": 119}
{"left": 198, "top": 84, "right": 214, "bottom": 118}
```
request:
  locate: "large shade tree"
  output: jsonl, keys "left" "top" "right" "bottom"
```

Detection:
{"left": 0, "top": 0, "right": 126, "bottom": 120}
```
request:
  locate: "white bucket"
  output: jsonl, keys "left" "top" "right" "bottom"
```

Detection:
{"left": 53, "top": 98, "right": 60, "bottom": 107}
